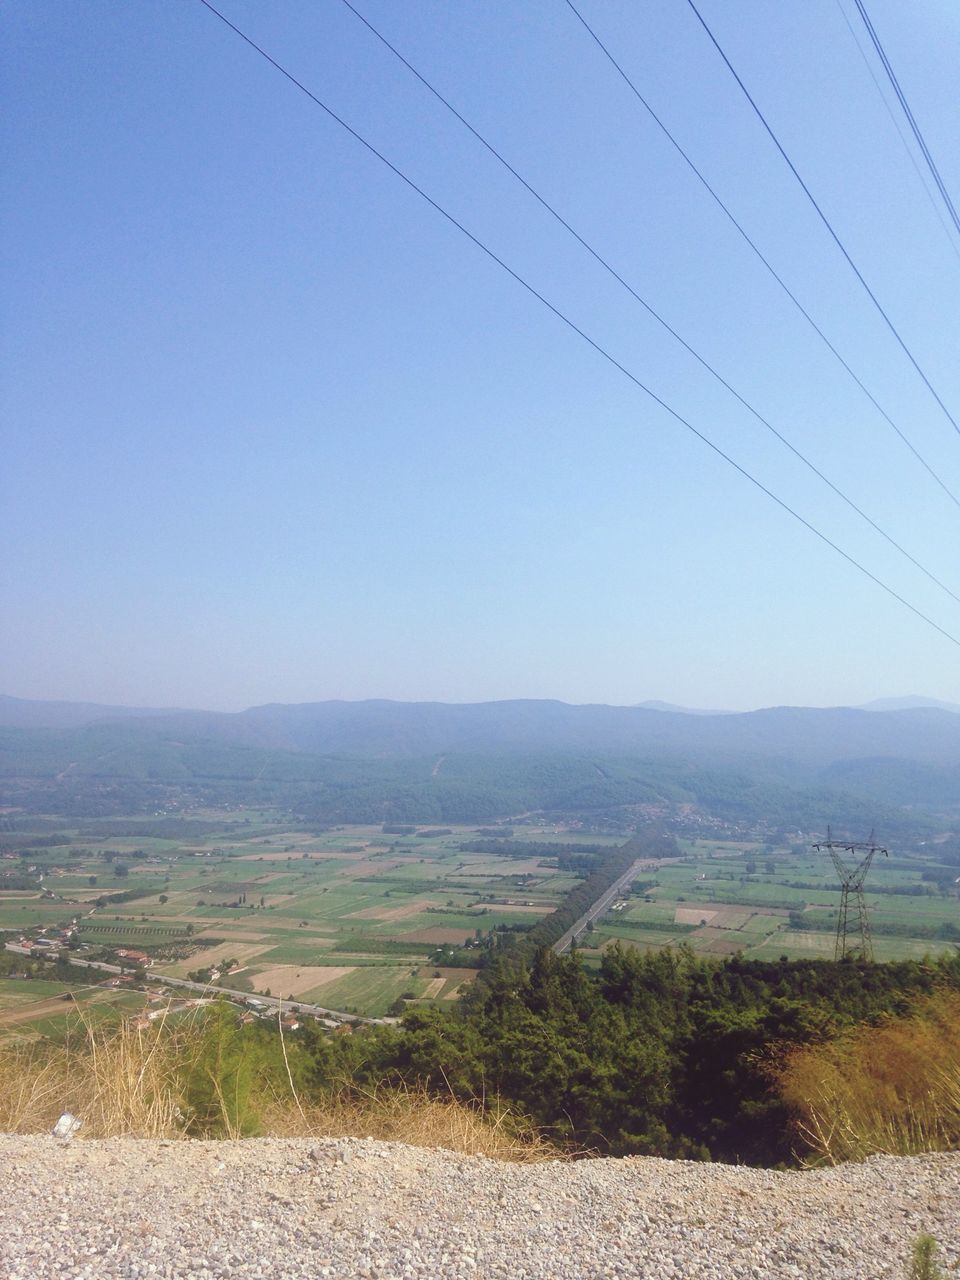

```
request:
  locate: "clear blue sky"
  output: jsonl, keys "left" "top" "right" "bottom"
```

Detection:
{"left": 3, "top": 0, "right": 959, "bottom": 712}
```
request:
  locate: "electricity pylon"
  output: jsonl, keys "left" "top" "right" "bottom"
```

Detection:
{"left": 812, "top": 827, "right": 888, "bottom": 961}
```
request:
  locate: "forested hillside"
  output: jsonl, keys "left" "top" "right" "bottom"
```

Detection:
{"left": 2, "top": 696, "right": 957, "bottom": 830}
{"left": 5, "top": 695, "right": 960, "bottom": 763}
{"left": 0, "top": 729, "right": 934, "bottom": 833}
{"left": 300, "top": 944, "right": 960, "bottom": 1165}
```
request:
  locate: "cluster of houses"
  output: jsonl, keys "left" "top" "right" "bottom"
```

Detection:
{"left": 5, "top": 933, "right": 155, "bottom": 970}
{"left": 127, "top": 990, "right": 214, "bottom": 1028}
{"left": 240, "top": 996, "right": 344, "bottom": 1032}
{"left": 124, "top": 992, "right": 346, "bottom": 1034}
{"left": 5, "top": 923, "right": 76, "bottom": 958}
{"left": 4, "top": 926, "right": 362, "bottom": 1036}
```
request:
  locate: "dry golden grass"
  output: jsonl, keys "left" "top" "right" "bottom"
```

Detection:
{"left": 0, "top": 1012, "right": 195, "bottom": 1138}
{"left": 777, "top": 991, "right": 960, "bottom": 1165}
{"left": 0, "top": 1008, "right": 559, "bottom": 1161}
{"left": 260, "top": 1082, "right": 560, "bottom": 1162}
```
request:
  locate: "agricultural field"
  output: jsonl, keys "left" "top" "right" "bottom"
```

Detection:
{"left": 0, "top": 816, "right": 588, "bottom": 1016}
{"left": 0, "top": 975, "right": 149, "bottom": 1039}
{"left": 583, "top": 836, "right": 960, "bottom": 963}
{"left": 3, "top": 816, "right": 958, "bottom": 1015}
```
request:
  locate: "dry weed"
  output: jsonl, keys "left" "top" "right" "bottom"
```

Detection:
{"left": 0, "top": 1008, "right": 560, "bottom": 1161}
{"left": 777, "top": 991, "right": 960, "bottom": 1165}
{"left": 0, "top": 1007, "right": 201, "bottom": 1138}
{"left": 260, "top": 1081, "right": 561, "bottom": 1162}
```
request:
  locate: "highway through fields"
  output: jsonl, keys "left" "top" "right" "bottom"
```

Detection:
{"left": 553, "top": 859, "right": 660, "bottom": 955}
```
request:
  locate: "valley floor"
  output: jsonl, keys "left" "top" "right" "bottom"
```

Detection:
{"left": 1, "top": 1135, "right": 957, "bottom": 1279}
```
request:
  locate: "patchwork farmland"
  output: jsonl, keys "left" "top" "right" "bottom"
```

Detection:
{"left": 580, "top": 837, "right": 960, "bottom": 965}
{"left": 1, "top": 818, "right": 589, "bottom": 1018}
{"left": 3, "top": 815, "right": 958, "bottom": 1025}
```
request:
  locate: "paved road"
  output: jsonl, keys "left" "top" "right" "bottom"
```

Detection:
{"left": 553, "top": 859, "right": 653, "bottom": 955}
{"left": 10, "top": 846, "right": 682, "bottom": 1013}
{"left": 9, "top": 950, "right": 376, "bottom": 1024}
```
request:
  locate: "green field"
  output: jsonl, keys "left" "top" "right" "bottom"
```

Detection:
{"left": 2, "top": 819, "right": 588, "bottom": 1013}
{"left": 0, "top": 975, "right": 150, "bottom": 1039}
{"left": 0, "top": 977, "right": 72, "bottom": 1008}
{"left": 584, "top": 836, "right": 959, "bottom": 963}
{"left": 3, "top": 820, "right": 958, "bottom": 1014}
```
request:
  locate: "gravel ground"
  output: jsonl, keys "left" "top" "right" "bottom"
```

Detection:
{"left": 1, "top": 1135, "right": 957, "bottom": 1280}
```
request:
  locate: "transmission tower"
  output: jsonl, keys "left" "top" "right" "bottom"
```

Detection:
{"left": 812, "top": 828, "right": 888, "bottom": 961}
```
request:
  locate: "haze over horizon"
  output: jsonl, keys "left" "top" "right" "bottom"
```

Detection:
{"left": 2, "top": 689, "right": 959, "bottom": 719}
{"left": 4, "top": 2, "right": 959, "bottom": 715}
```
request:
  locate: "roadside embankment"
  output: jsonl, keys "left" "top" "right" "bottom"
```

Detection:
{"left": 1, "top": 1135, "right": 958, "bottom": 1279}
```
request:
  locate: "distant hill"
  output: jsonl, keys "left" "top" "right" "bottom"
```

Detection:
{"left": 858, "top": 695, "right": 960, "bottom": 714}
{"left": 1, "top": 695, "right": 958, "bottom": 825}
{"left": 129, "top": 699, "right": 960, "bottom": 766}
{"left": 0, "top": 694, "right": 190, "bottom": 729}
{"left": 3, "top": 694, "right": 960, "bottom": 764}
{"left": 634, "top": 700, "right": 735, "bottom": 715}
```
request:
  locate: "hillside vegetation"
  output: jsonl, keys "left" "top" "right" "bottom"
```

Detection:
{"left": 779, "top": 990, "right": 960, "bottom": 1164}
{"left": 5, "top": 947, "right": 960, "bottom": 1169}
{"left": 0, "top": 731, "right": 945, "bottom": 834}
{"left": 2, "top": 695, "right": 959, "bottom": 828}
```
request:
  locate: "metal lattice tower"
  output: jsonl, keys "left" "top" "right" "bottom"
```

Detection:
{"left": 812, "top": 827, "right": 888, "bottom": 961}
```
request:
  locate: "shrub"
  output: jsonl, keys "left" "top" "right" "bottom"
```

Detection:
{"left": 909, "top": 1234, "right": 944, "bottom": 1280}
{"left": 0, "top": 1005, "right": 558, "bottom": 1160}
{"left": 0, "top": 1001, "right": 303, "bottom": 1139}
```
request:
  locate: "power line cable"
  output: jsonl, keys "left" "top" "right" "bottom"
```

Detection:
{"left": 834, "top": 0, "right": 960, "bottom": 264}
{"left": 685, "top": 0, "right": 960, "bottom": 440}
{"left": 194, "top": 0, "right": 960, "bottom": 651}
{"left": 336, "top": 0, "right": 960, "bottom": 608}
{"left": 850, "top": 0, "right": 960, "bottom": 243}
{"left": 563, "top": 0, "right": 960, "bottom": 509}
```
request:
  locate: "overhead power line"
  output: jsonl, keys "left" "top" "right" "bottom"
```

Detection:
{"left": 563, "top": 0, "right": 960, "bottom": 510}
{"left": 850, "top": 0, "right": 960, "bottom": 244}
{"left": 337, "top": 0, "right": 960, "bottom": 609}
{"left": 685, "top": 0, "right": 960, "bottom": 441}
{"left": 194, "top": 0, "right": 960, "bottom": 652}
{"left": 834, "top": 0, "right": 960, "bottom": 264}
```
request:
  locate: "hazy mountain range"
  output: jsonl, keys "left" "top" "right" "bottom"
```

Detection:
{"left": 636, "top": 695, "right": 960, "bottom": 717}
{"left": 2, "top": 694, "right": 958, "bottom": 826}
{"left": 2, "top": 693, "right": 960, "bottom": 761}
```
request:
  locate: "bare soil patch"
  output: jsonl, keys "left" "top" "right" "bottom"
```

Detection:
{"left": 458, "top": 858, "right": 548, "bottom": 877}
{"left": 195, "top": 929, "right": 268, "bottom": 942}
{"left": 235, "top": 851, "right": 361, "bottom": 863}
{"left": 334, "top": 859, "right": 404, "bottom": 879}
{"left": 472, "top": 903, "right": 545, "bottom": 914}
{"left": 347, "top": 900, "right": 436, "bottom": 922}
{"left": 0, "top": 997, "right": 83, "bottom": 1027}
{"left": 435, "top": 967, "right": 476, "bottom": 983}
{"left": 690, "top": 927, "right": 750, "bottom": 954}
{"left": 771, "top": 930, "right": 836, "bottom": 952}
{"left": 163, "top": 941, "right": 274, "bottom": 977}
{"left": 249, "top": 965, "right": 356, "bottom": 997}
{"left": 675, "top": 904, "right": 788, "bottom": 928}
{"left": 675, "top": 907, "right": 718, "bottom": 925}
{"left": 443, "top": 980, "right": 475, "bottom": 999}
{"left": 0, "top": 989, "right": 129, "bottom": 1027}
{"left": 400, "top": 928, "right": 472, "bottom": 945}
